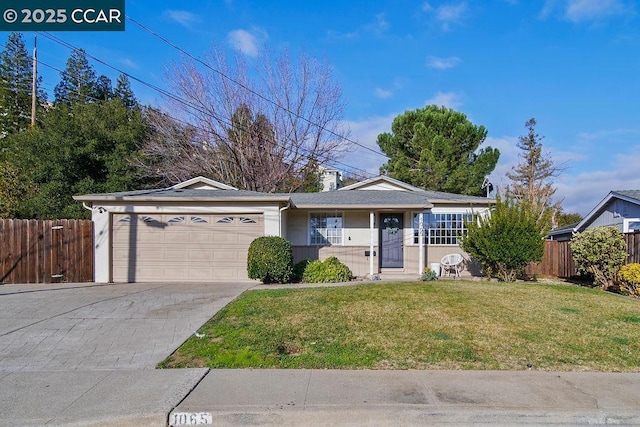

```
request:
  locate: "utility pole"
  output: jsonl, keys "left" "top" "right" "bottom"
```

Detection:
{"left": 31, "top": 35, "right": 37, "bottom": 127}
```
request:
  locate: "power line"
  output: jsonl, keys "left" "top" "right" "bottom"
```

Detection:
{"left": 35, "top": 54, "right": 376, "bottom": 179}
{"left": 36, "top": 32, "right": 379, "bottom": 179}
{"left": 125, "top": 15, "right": 388, "bottom": 160}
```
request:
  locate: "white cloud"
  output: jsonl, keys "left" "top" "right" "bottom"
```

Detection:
{"left": 566, "top": 0, "right": 625, "bottom": 22}
{"left": 163, "top": 10, "right": 200, "bottom": 27}
{"left": 329, "top": 12, "right": 390, "bottom": 41}
{"left": 556, "top": 148, "right": 640, "bottom": 215}
{"left": 486, "top": 128, "right": 640, "bottom": 216}
{"left": 227, "top": 28, "right": 266, "bottom": 57}
{"left": 425, "top": 91, "right": 464, "bottom": 108}
{"left": 424, "top": 2, "right": 468, "bottom": 31}
{"left": 541, "top": 0, "right": 628, "bottom": 22}
{"left": 426, "top": 55, "right": 461, "bottom": 70}
{"left": 374, "top": 88, "right": 393, "bottom": 99}
{"left": 326, "top": 29, "right": 359, "bottom": 40}
{"left": 339, "top": 114, "right": 395, "bottom": 175}
{"left": 367, "top": 13, "right": 390, "bottom": 34}
{"left": 119, "top": 57, "right": 139, "bottom": 70}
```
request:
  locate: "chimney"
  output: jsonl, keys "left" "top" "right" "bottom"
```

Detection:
{"left": 321, "top": 168, "right": 342, "bottom": 192}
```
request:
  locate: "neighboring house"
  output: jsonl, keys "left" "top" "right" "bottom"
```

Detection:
{"left": 74, "top": 174, "right": 493, "bottom": 283}
{"left": 548, "top": 190, "right": 640, "bottom": 241}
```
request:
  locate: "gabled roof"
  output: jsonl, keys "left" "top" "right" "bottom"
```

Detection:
{"left": 74, "top": 175, "right": 493, "bottom": 208}
{"left": 574, "top": 190, "right": 640, "bottom": 231}
{"left": 172, "top": 176, "right": 238, "bottom": 191}
{"left": 548, "top": 221, "right": 580, "bottom": 237}
{"left": 340, "top": 175, "right": 425, "bottom": 192}
{"left": 74, "top": 187, "right": 290, "bottom": 203}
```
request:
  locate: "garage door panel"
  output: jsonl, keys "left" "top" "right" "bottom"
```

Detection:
{"left": 164, "top": 249, "right": 188, "bottom": 261}
{"left": 164, "top": 232, "right": 191, "bottom": 244}
{"left": 212, "top": 268, "right": 238, "bottom": 280}
{"left": 112, "top": 213, "right": 263, "bottom": 282}
{"left": 190, "top": 232, "right": 215, "bottom": 243}
{"left": 213, "top": 233, "right": 238, "bottom": 244}
{"left": 188, "top": 250, "right": 215, "bottom": 262}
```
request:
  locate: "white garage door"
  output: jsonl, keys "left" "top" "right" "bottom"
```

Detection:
{"left": 112, "top": 213, "right": 264, "bottom": 282}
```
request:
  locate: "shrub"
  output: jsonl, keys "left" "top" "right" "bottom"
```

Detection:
{"left": 619, "top": 263, "right": 640, "bottom": 297}
{"left": 460, "top": 195, "right": 544, "bottom": 282}
{"left": 421, "top": 267, "right": 438, "bottom": 281}
{"left": 570, "top": 227, "right": 626, "bottom": 291}
{"left": 292, "top": 259, "right": 312, "bottom": 282}
{"left": 301, "top": 256, "right": 353, "bottom": 283}
{"left": 247, "top": 236, "right": 293, "bottom": 284}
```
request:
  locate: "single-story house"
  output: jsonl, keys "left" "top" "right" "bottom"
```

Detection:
{"left": 548, "top": 190, "right": 640, "bottom": 241}
{"left": 74, "top": 174, "right": 493, "bottom": 283}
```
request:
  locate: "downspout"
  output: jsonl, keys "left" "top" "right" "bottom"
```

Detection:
{"left": 279, "top": 201, "right": 291, "bottom": 237}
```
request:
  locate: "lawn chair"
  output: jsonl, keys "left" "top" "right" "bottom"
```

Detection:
{"left": 441, "top": 253, "right": 464, "bottom": 277}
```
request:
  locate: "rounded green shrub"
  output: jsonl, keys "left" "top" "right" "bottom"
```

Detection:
{"left": 619, "top": 263, "right": 640, "bottom": 297}
{"left": 292, "top": 259, "right": 312, "bottom": 282}
{"left": 247, "top": 236, "right": 293, "bottom": 284}
{"left": 301, "top": 256, "right": 352, "bottom": 283}
{"left": 570, "top": 227, "right": 626, "bottom": 291}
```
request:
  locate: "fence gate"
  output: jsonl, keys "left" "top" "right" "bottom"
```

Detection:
{"left": 0, "top": 219, "right": 93, "bottom": 284}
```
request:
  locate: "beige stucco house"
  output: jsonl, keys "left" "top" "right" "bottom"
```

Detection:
{"left": 74, "top": 174, "right": 493, "bottom": 283}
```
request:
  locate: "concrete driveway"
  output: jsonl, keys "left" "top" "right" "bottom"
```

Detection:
{"left": 0, "top": 281, "right": 253, "bottom": 371}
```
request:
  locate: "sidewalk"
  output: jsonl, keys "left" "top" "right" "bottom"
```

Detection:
{"left": 171, "top": 369, "right": 640, "bottom": 426}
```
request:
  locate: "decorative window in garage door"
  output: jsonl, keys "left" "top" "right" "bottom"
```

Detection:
{"left": 216, "top": 216, "right": 258, "bottom": 224}
{"left": 190, "top": 216, "right": 209, "bottom": 224}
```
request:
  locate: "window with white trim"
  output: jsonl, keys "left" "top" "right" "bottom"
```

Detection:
{"left": 310, "top": 212, "right": 343, "bottom": 245}
{"left": 413, "top": 212, "right": 471, "bottom": 245}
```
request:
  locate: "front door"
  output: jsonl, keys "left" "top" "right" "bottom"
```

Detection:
{"left": 380, "top": 213, "right": 404, "bottom": 268}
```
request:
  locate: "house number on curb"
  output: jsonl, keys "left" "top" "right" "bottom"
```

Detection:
{"left": 170, "top": 412, "right": 213, "bottom": 426}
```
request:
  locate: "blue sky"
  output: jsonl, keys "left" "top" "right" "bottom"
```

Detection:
{"left": 7, "top": 0, "right": 640, "bottom": 215}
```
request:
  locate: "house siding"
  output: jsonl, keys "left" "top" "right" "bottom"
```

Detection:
{"left": 585, "top": 200, "right": 640, "bottom": 232}
{"left": 286, "top": 210, "right": 380, "bottom": 247}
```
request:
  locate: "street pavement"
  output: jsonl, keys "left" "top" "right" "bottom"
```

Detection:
{"left": 0, "top": 281, "right": 639, "bottom": 426}
{"left": 0, "top": 281, "right": 252, "bottom": 426}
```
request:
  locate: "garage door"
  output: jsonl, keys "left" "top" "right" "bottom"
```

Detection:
{"left": 112, "top": 213, "right": 264, "bottom": 282}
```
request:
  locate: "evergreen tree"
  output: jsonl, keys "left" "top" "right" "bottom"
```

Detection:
{"left": 377, "top": 105, "right": 500, "bottom": 196}
{"left": 114, "top": 74, "right": 138, "bottom": 110}
{"left": 506, "top": 118, "right": 564, "bottom": 228}
{"left": 95, "top": 74, "right": 113, "bottom": 101}
{"left": 3, "top": 99, "right": 148, "bottom": 219}
{"left": 54, "top": 48, "right": 98, "bottom": 105}
{"left": 0, "top": 32, "right": 34, "bottom": 136}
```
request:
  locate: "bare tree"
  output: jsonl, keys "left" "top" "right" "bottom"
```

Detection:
{"left": 506, "top": 118, "right": 564, "bottom": 230}
{"left": 137, "top": 47, "right": 350, "bottom": 192}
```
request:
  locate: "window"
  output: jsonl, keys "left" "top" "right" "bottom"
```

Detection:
{"left": 413, "top": 212, "right": 471, "bottom": 245}
{"left": 310, "top": 212, "right": 343, "bottom": 245}
{"left": 624, "top": 218, "right": 640, "bottom": 233}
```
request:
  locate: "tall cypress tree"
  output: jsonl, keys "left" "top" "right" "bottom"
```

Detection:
{"left": 54, "top": 48, "right": 98, "bottom": 106}
{"left": 0, "top": 32, "right": 34, "bottom": 136}
{"left": 114, "top": 74, "right": 138, "bottom": 110}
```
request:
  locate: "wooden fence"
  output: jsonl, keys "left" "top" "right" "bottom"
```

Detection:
{"left": 0, "top": 219, "right": 93, "bottom": 284}
{"left": 527, "top": 231, "right": 640, "bottom": 278}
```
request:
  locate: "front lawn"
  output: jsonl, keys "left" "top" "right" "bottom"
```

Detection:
{"left": 158, "top": 281, "right": 640, "bottom": 371}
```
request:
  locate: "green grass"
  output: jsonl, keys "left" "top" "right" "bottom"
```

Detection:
{"left": 158, "top": 281, "right": 640, "bottom": 372}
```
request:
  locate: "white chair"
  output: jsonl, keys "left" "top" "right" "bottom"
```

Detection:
{"left": 441, "top": 253, "right": 464, "bottom": 277}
